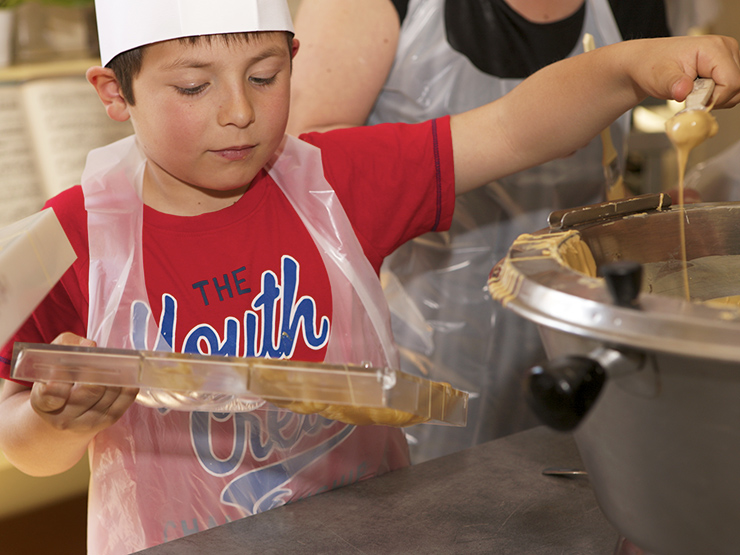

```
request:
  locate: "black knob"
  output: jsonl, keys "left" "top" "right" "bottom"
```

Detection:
{"left": 525, "top": 356, "right": 606, "bottom": 432}
{"left": 600, "top": 260, "right": 643, "bottom": 308}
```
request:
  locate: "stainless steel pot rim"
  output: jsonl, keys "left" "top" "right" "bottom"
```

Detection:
{"left": 489, "top": 202, "right": 740, "bottom": 362}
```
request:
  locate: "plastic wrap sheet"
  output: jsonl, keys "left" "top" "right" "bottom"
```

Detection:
{"left": 369, "top": 0, "right": 629, "bottom": 463}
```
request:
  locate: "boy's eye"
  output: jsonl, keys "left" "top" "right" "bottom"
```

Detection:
{"left": 249, "top": 74, "right": 278, "bottom": 86}
{"left": 175, "top": 83, "right": 209, "bottom": 96}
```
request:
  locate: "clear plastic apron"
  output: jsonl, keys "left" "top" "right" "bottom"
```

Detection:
{"left": 81, "top": 134, "right": 406, "bottom": 554}
{"left": 369, "top": 0, "right": 627, "bottom": 462}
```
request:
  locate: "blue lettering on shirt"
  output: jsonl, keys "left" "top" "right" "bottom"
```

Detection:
{"left": 189, "top": 409, "right": 356, "bottom": 514}
{"left": 191, "top": 266, "right": 252, "bottom": 307}
{"left": 183, "top": 318, "right": 240, "bottom": 356}
{"left": 190, "top": 410, "right": 338, "bottom": 476}
{"left": 219, "top": 420, "right": 355, "bottom": 514}
{"left": 130, "top": 255, "right": 359, "bottom": 534}
{"left": 132, "top": 255, "right": 330, "bottom": 358}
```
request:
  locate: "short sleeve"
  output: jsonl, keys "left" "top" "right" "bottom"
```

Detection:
{"left": 299, "top": 117, "right": 455, "bottom": 272}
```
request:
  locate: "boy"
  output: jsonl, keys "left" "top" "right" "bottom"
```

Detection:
{"left": 1, "top": 0, "right": 739, "bottom": 553}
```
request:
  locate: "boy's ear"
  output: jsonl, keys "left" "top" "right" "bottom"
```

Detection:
{"left": 291, "top": 38, "right": 300, "bottom": 59}
{"left": 86, "top": 66, "right": 131, "bottom": 122}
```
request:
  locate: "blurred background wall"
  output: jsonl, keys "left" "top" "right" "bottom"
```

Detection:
{"left": 701, "top": 0, "right": 740, "bottom": 159}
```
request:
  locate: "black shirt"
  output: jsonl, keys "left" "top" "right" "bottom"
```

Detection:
{"left": 389, "top": 0, "right": 671, "bottom": 78}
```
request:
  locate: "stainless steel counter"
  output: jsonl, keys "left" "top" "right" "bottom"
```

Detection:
{"left": 136, "top": 426, "right": 620, "bottom": 554}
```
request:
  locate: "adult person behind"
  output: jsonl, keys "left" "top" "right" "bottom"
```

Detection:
{"left": 665, "top": 0, "right": 719, "bottom": 35}
{"left": 287, "top": 0, "right": 671, "bottom": 462}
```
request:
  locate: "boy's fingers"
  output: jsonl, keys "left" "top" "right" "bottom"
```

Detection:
{"left": 670, "top": 74, "right": 696, "bottom": 103}
{"left": 122, "top": 387, "right": 140, "bottom": 400}
{"left": 101, "top": 387, "right": 139, "bottom": 421}
{"left": 31, "top": 381, "right": 73, "bottom": 413}
{"left": 51, "top": 332, "right": 96, "bottom": 347}
{"left": 650, "top": 35, "right": 740, "bottom": 106}
{"left": 88, "top": 386, "right": 137, "bottom": 414}
{"left": 700, "top": 37, "right": 740, "bottom": 107}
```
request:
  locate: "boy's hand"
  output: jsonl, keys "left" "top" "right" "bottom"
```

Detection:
{"left": 454, "top": 34, "right": 740, "bottom": 195}
{"left": 29, "top": 333, "right": 138, "bottom": 435}
{"left": 627, "top": 35, "right": 740, "bottom": 108}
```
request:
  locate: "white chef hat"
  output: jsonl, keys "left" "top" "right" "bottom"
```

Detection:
{"left": 95, "top": 0, "right": 295, "bottom": 66}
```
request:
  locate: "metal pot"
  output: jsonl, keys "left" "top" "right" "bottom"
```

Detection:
{"left": 489, "top": 194, "right": 740, "bottom": 555}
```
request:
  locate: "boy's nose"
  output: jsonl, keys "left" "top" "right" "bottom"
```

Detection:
{"left": 218, "top": 87, "right": 255, "bottom": 128}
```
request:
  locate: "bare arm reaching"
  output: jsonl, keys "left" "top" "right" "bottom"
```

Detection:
{"left": 287, "top": 0, "right": 400, "bottom": 134}
{"left": 452, "top": 35, "right": 740, "bottom": 195}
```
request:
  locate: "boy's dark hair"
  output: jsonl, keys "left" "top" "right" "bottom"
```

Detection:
{"left": 107, "top": 31, "right": 295, "bottom": 105}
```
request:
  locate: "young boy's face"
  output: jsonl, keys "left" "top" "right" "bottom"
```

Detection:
{"left": 125, "top": 32, "right": 295, "bottom": 208}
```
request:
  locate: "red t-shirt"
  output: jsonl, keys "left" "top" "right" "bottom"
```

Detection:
{"left": 1, "top": 118, "right": 454, "bottom": 373}
{"left": 1, "top": 119, "right": 455, "bottom": 553}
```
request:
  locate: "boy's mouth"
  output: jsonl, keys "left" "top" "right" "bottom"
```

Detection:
{"left": 213, "top": 145, "right": 255, "bottom": 161}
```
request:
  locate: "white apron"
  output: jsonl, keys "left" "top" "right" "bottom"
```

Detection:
{"left": 370, "top": 0, "right": 628, "bottom": 462}
{"left": 80, "top": 134, "right": 407, "bottom": 554}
